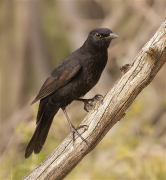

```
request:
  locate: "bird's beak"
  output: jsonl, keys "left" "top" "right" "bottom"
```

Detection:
{"left": 109, "top": 33, "right": 118, "bottom": 39}
{"left": 104, "top": 33, "right": 118, "bottom": 39}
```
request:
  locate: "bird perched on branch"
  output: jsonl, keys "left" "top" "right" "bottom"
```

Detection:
{"left": 25, "top": 28, "right": 118, "bottom": 158}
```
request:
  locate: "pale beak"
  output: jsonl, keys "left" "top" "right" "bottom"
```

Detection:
{"left": 109, "top": 33, "right": 118, "bottom": 39}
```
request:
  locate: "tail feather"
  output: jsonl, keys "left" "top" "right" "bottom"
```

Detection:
{"left": 25, "top": 107, "right": 59, "bottom": 158}
{"left": 34, "top": 116, "right": 54, "bottom": 154}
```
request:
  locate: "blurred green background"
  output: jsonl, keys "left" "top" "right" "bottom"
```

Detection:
{"left": 1, "top": 0, "right": 166, "bottom": 179}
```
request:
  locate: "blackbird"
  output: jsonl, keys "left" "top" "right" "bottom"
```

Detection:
{"left": 25, "top": 28, "right": 118, "bottom": 158}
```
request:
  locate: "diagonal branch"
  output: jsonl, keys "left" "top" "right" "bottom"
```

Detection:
{"left": 23, "top": 19, "right": 166, "bottom": 180}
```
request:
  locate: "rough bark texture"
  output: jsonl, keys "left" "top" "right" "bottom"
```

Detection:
{"left": 23, "top": 19, "right": 166, "bottom": 180}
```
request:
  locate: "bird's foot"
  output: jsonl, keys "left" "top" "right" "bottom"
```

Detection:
{"left": 70, "top": 124, "right": 88, "bottom": 144}
{"left": 62, "top": 108, "right": 88, "bottom": 144}
{"left": 83, "top": 94, "right": 104, "bottom": 112}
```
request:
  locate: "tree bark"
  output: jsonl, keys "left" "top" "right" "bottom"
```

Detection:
{"left": 23, "top": 19, "right": 166, "bottom": 180}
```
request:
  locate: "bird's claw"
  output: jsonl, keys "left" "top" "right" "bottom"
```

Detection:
{"left": 76, "top": 124, "right": 88, "bottom": 132}
{"left": 84, "top": 94, "right": 104, "bottom": 112}
{"left": 70, "top": 124, "right": 88, "bottom": 144}
{"left": 93, "top": 94, "right": 104, "bottom": 103}
{"left": 83, "top": 100, "right": 95, "bottom": 112}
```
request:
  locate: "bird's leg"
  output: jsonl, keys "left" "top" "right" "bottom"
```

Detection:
{"left": 61, "top": 108, "right": 88, "bottom": 144}
{"left": 76, "top": 94, "right": 104, "bottom": 112}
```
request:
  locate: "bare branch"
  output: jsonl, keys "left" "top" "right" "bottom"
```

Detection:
{"left": 23, "top": 19, "right": 166, "bottom": 180}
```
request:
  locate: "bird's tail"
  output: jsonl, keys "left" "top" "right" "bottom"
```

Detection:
{"left": 25, "top": 106, "right": 59, "bottom": 158}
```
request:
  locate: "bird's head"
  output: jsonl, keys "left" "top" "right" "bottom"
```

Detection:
{"left": 85, "top": 28, "right": 118, "bottom": 53}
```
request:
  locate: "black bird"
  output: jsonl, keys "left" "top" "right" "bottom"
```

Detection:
{"left": 25, "top": 28, "right": 118, "bottom": 158}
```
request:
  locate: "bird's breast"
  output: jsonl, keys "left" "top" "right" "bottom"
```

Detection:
{"left": 82, "top": 52, "right": 108, "bottom": 85}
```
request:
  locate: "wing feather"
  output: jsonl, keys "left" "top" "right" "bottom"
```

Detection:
{"left": 31, "top": 65, "right": 81, "bottom": 104}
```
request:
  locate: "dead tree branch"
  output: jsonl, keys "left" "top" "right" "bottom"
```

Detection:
{"left": 23, "top": 19, "right": 166, "bottom": 180}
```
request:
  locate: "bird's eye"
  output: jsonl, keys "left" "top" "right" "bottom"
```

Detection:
{"left": 95, "top": 33, "right": 101, "bottom": 38}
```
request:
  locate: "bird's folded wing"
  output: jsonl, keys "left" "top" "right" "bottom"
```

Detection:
{"left": 31, "top": 65, "right": 81, "bottom": 104}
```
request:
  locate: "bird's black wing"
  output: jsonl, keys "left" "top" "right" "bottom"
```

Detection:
{"left": 31, "top": 65, "right": 81, "bottom": 104}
